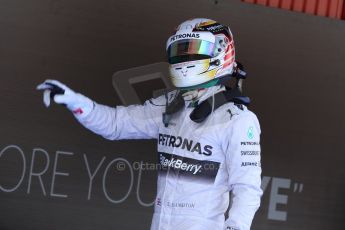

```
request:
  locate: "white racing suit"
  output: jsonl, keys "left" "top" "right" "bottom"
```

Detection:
{"left": 75, "top": 85, "right": 262, "bottom": 230}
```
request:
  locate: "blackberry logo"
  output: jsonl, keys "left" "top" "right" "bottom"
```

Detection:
{"left": 159, "top": 154, "right": 202, "bottom": 175}
{"left": 158, "top": 152, "right": 220, "bottom": 183}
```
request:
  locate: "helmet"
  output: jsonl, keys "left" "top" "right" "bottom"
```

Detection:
{"left": 166, "top": 18, "right": 236, "bottom": 89}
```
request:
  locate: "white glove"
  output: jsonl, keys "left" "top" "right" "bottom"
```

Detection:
{"left": 36, "top": 79, "right": 94, "bottom": 118}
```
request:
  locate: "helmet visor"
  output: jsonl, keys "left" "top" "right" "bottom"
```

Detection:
{"left": 167, "top": 39, "right": 215, "bottom": 64}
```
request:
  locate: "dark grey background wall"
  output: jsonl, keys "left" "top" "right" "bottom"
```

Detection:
{"left": 1, "top": 0, "right": 345, "bottom": 229}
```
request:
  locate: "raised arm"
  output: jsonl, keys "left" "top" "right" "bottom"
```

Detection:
{"left": 37, "top": 79, "right": 163, "bottom": 140}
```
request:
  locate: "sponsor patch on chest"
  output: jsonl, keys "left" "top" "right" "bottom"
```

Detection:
{"left": 158, "top": 133, "right": 213, "bottom": 156}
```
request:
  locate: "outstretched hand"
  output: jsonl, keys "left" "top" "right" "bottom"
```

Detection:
{"left": 36, "top": 79, "right": 94, "bottom": 117}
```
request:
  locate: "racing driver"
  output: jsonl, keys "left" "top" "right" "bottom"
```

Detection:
{"left": 37, "top": 18, "right": 262, "bottom": 230}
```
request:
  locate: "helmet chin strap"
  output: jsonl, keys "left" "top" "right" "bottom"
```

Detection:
{"left": 182, "top": 88, "right": 207, "bottom": 101}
